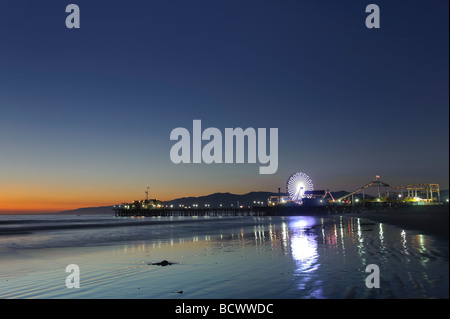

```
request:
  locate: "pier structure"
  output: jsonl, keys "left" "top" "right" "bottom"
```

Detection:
{"left": 114, "top": 207, "right": 263, "bottom": 217}
{"left": 113, "top": 204, "right": 354, "bottom": 217}
{"left": 113, "top": 176, "right": 443, "bottom": 218}
{"left": 403, "top": 183, "right": 440, "bottom": 202}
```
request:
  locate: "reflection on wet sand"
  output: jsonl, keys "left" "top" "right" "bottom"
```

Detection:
{"left": 0, "top": 215, "right": 447, "bottom": 299}
{"left": 108, "top": 215, "right": 447, "bottom": 299}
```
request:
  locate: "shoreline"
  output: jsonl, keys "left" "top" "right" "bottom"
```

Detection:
{"left": 344, "top": 205, "right": 449, "bottom": 240}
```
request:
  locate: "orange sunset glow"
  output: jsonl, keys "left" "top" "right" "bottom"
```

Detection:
{"left": 0, "top": 179, "right": 263, "bottom": 214}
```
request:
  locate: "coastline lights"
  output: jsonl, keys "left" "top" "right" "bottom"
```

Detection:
{"left": 287, "top": 172, "right": 314, "bottom": 204}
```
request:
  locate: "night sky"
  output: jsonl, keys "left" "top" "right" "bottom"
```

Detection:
{"left": 0, "top": 0, "right": 448, "bottom": 213}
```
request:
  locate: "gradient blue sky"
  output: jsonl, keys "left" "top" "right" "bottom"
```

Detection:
{"left": 0, "top": 0, "right": 448, "bottom": 212}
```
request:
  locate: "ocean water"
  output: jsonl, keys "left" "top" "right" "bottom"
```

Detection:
{"left": 0, "top": 214, "right": 448, "bottom": 299}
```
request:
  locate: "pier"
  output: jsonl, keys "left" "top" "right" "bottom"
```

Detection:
{"left": 113, "top": 204, "right": 356, "bottom": 217}
{"left": 113, "top": 176, "right": 444, "bottom": 218}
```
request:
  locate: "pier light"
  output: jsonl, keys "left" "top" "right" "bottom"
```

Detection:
{"left": 355, "top": 199, "right": 359, "bottom": 202}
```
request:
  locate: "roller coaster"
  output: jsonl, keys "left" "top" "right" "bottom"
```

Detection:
{"left": 335, "top": 178, "right": 441, "bottom": 204}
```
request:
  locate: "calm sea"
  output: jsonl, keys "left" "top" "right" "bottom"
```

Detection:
{"left": 0, "top": 213, "right": 448, "bottom": 299}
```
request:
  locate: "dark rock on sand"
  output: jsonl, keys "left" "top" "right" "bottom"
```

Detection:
{"left": 150, "top": 260, "right": 174, "bottom": 266}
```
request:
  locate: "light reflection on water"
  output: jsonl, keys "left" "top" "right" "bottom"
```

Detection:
{"left": 101, "top": 215, "right": 448, "bottom": 299}
{"left": 0, "top": 215, "right": 448, "bottom": 299}
{"left": 287, "top": 218, "right": 322, "bottom": 298}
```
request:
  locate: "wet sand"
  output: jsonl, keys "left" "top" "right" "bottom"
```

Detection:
{"left": 347, "top": 205, "right": 449, "bottom": 239}
{"left": 0, "top": 214, "right": 448, "bottom": 298}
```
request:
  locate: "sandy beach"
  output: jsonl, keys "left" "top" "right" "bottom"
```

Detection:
{"left": 348, "top": 205, "right": 449, "bottom": 240}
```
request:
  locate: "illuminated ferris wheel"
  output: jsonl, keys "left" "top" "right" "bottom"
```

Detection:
{"left": 287, "top": 172, "right": 314, "bottom": 203}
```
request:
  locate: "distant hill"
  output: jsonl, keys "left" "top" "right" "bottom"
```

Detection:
{"left": 162, "top": 190, "right": 376, "bottom": 208}
{"left": 162, "top": 191, "right": 283, "bottom": 208}
{"left": 58, "top": 205, "right": 115, "bottom": 215}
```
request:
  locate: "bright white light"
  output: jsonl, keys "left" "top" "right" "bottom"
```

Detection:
{"left": 287, "top": 172, "right": 314, "bottom": 203}
{"left": 291, "top": 235, "right": 317, "bottom": 261}
{"left": 290, "top": 218, "right": 319, "bottom": 275}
